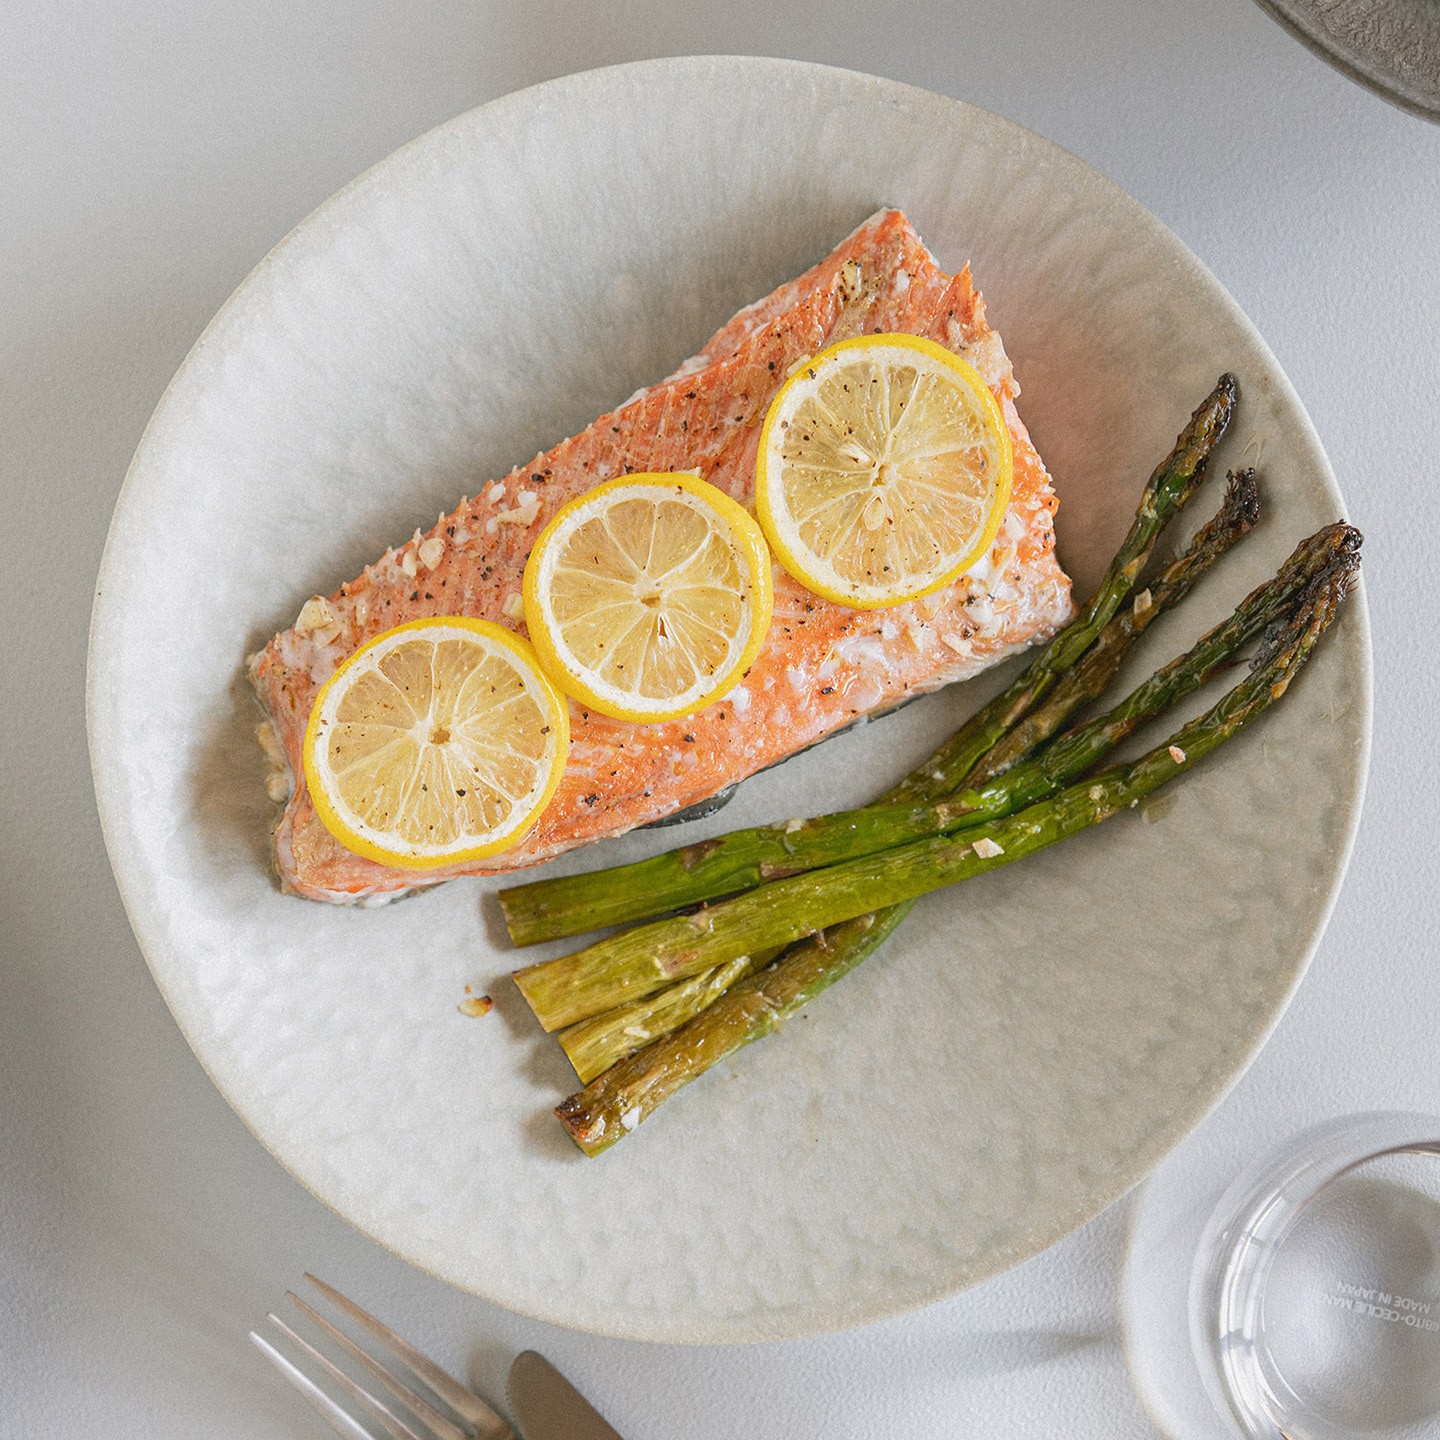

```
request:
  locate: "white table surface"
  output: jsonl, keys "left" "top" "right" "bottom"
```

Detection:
{"left": 4, "top": 1, "right": 1438, "bottom": 1435}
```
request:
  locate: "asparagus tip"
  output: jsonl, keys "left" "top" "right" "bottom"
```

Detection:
{"left": 1251, "top": 543, "right": 1361, "bottom": 674}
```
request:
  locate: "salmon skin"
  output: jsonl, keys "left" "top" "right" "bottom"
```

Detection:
{"left": 248, "top": 209, "right": 1075, "bottom": 903}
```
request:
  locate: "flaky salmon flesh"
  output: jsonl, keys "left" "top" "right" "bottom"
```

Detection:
{"left": 248, "top": 209, "right": 1076, "bottom": 903}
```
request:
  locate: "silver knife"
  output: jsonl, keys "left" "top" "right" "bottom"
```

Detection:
{"left": 507, "top": 1351, "right": 627, "bottom": 1440}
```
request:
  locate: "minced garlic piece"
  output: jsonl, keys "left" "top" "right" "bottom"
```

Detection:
{"left": 294, "top": 595, "right": 336, "bottom": 635}
{"left": 502, "top": 593, "right": 525, "bottom": 620}
{"left": 972, "top": 837, "right": 1005, "bottom": 859}
{"left": 495, "top": 500, "right": 542, "bottom": 527}
{"left": 256, "top": 721, "right": 286, "bottom": 766}
{"left": 417, "top": 536, "right": 445, "bottom": 571}
{"left": 1168, "top": 745, "right": 1187, "bottom": 764}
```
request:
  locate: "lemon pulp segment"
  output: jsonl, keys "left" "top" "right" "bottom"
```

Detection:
{"left": 756, "top": 333, "right": 1013, "bottom": 608}
{"left": 303, "top": 618, "right": 569, "bottom": 868}
{"left": 523, "top": 473, "right": 773, "bottom": 723}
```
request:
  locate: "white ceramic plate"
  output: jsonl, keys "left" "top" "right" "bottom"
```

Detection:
{"left": 88, "top": 58, "right": 1370, "bottom": 1343}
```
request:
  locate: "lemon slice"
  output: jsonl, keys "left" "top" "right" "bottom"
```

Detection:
{"left": 755, "top": 333, "right": 1013, "bottom": 609}
{"left": 303, "top": 618, "right": 569, "bottom": 868}
{"left": 523, "top": 473, "right": 773, "bottom": 723}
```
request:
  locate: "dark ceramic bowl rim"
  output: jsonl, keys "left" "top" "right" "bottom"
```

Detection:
{"left": 1254, "top": 0, "right": 1440, "bottom": 123}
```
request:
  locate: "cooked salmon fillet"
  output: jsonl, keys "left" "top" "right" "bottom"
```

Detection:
{"left": 249, "top": 209, "right": 1075, "bottom": 903}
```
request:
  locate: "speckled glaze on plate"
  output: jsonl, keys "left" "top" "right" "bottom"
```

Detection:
{"left": 87, "top": 57, "right": 1370, "bottom": 1343}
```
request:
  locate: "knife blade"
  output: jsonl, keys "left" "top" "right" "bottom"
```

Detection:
{"left": 507, "top": 1351, "right": 626, "bottom": 1440}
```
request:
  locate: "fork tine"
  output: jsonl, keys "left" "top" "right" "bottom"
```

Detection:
{"left": 287, "top": 1290, "right": 473, "bottom": 1440}
{"left": 250, "top": 1330, "right": 377, "bottom": 1440}
{"left": 264, "top": 1313, "right": 429, "bottom": 1440}
{"left": 304, "top": 1275, "right": 515, "bottom": 1440}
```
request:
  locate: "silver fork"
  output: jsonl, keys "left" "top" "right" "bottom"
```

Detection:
{"left": 251, "top": 1274, "right": 516, "bottom": 1440}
